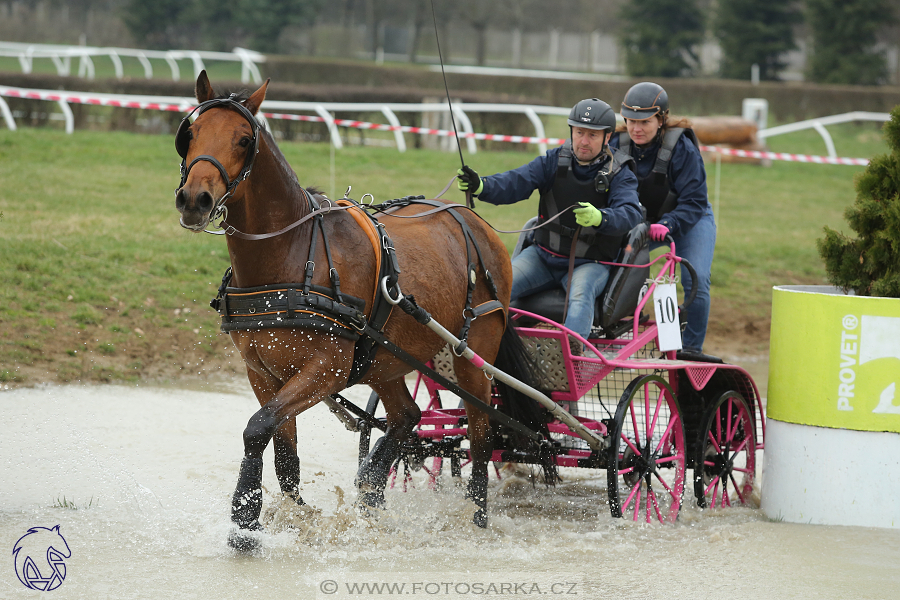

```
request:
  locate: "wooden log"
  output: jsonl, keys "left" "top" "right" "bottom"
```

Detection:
{"left": 688, "top": 116, "right": 768, "bottom": 165}
{"left": 689, "top": 116, "right": 758, "bottom": 145}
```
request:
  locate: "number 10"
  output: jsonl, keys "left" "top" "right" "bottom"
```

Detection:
{"left": 656, "top": 296, "right": 676, "bottom": 324}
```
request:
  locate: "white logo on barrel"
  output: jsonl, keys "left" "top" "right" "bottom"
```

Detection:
{"left": 838, "top": 315, "right": 900, "bottom": 413}
{"left": 861, "top": 316, "right": 900, "bottom": 415}
{"left": 837, "top": 314, "right": 858, "bottom": 411}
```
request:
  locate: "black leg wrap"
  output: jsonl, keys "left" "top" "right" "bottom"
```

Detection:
{"left": 231, "top": 457, "right": 264, "bottom": 530}
{"left": 355, "top": 435, "right": 401, "bottom": 508}
{"left": 466, "top": 472, "right": 488, "bottom": 528}
{"left": 275, "top": 454, "right": 304, "bottom": 505}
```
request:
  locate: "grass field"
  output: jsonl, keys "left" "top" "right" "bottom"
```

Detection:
{"left": 0, "top": 119, "right": 888, "bottom": 386}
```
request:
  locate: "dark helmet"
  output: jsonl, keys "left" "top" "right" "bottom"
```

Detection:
{"left": 567, "top": 98, "right": 617, "bottom": 131}
{"left": 621, "top": 82, "right": 669, "bottom": 121}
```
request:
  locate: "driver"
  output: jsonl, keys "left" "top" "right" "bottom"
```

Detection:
{"left": 456, "top": 98, "right": 642, "bottom": 355}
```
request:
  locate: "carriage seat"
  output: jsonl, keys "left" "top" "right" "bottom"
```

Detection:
{"left": 509, "top": 218, "right": 650, "bottom": 335}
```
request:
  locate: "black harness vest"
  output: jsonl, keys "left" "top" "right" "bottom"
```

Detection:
{"left": 617, "top": 127, "right": 699, "bottom": 223}
{"left": 532, "top": 141, "right": 634, "bottom": 261}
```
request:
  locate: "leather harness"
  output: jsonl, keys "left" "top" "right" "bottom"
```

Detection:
{"left": 210, "top": 195, "right": 504, "bottom": 386}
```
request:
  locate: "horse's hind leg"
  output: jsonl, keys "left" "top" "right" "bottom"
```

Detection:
{"left": 247, "top": 370, "right": 304, "bottom": 504}
{"left": 273, "top": 418, "right": 303, "bottom": 504}
{"left": 454, "top": 359, "right": 494, "bottom": 528}
{"left": 356, "top": 378, "right": 421, "bottom": 509}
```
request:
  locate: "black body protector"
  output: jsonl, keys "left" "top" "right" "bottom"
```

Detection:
{"left": 532, "top": 140, "right": 635, "bottom": 261}
{"left": 616, "top": 127, "right": 699, "bottom": 224}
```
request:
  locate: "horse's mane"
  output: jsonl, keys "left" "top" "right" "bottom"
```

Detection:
{"left": 213, "top": 89, "right": 325, "bottom": 198}
{"left": 216, "top": 89, "right": 251, "bottom": 102}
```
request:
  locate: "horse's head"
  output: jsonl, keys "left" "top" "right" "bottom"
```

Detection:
{"left": 174, "top": 70, "right": 269, "bottom": 231}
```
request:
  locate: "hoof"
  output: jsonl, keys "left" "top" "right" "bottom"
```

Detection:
{"left": 473, "top": 509, "right": 487, "bottom": 529}
{"left": 357, "top": 490, "right": 385, "bottom": 509}
{"left": 227, "top": 527, "right": 263, "bottom": 554}
{"left": 286, "top": 492, "right": 306, "bottom": 506}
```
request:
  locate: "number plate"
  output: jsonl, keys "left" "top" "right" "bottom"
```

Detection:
{"left": 653, "top": 283, "right": 682, "bottom": 352}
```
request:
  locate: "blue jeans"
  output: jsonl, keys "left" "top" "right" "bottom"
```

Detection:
{"left": 510, "top": 245, "right": 611, "bottom": 339}
{"left": 651, "top": 208, "right": 716, "bottom": 353}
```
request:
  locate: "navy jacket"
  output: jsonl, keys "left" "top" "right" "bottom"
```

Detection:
{"left": 608, "top": 132, "right": 708, "bottom": 237}
{"left": 476, "top": 145, "right": 643, "bottom": 238}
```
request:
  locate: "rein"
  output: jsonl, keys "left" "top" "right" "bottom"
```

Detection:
{"left": 210, "top": 188, "right": 338, "bottom": 240}
{"left": 204, "top": 191, "right": 577, "bottom": 240}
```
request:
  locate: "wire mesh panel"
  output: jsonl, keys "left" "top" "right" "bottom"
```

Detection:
{"left": 518, "top": 325, "right": 664, "bottom": 452}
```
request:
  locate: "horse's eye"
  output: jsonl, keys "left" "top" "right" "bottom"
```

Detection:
{"left": 239, "top": 137, "right": 251, "bottom": 148}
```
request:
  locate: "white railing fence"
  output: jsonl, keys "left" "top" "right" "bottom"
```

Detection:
{"left": 756, "top": 112, "right": 890, "bottom": 160}
{"left": 0, "top": 42, "right": 264, "bottom": 84}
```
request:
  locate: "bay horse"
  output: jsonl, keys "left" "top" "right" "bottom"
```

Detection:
{"left": 174, "top": 72, "right": 546, "bottom": 549}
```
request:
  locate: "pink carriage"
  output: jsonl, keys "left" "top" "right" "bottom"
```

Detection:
{"left": 358, "top": 223, "right": 764, "bottom": 524}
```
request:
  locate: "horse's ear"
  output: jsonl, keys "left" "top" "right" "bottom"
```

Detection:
{"left": 195, "top": 70, "right": 215, "bottom": 103}
{"left": 243, "top": 79, "right": 270, "bottom": 116}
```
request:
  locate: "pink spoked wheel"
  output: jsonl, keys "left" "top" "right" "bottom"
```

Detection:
{"left": 607, "top": 374, "right": 686, "bottom": 523}
{"left": 694, "top": 390, "right": 757, "bottom": 508}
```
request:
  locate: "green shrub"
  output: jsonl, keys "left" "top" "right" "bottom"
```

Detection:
{"left": 817, "top": 105, "right": 900, "bottom": 296}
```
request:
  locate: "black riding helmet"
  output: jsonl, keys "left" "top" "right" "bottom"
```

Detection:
{"left": 568, "top": 98, "right": 617, "bottom": 131}
{"left": 567, "top": 98, "right": 616, "bottom": 163}
{"left": 621, "top": 82, "right": 669, "bottom": 121}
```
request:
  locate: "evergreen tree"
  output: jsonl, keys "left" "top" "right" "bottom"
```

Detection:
{"left": 237, "top": 0, "right": 325, "bottom": 53}
{"left": 817, "top": 106, "right": 900, "bottom": 298}
{"left": 123, "top": 0, "right": 324, "bottom": 52}
{"left": 122, "top": 0, "right": 187, "bottom": 49}
{"left": 806, "top": 0, "right": 896, "bottom": 85}
{"left": 715, "top": 0, "right": 800, "bottom": 81}
{"left": 618, "top": 0, "right": 705, "bottom": 78}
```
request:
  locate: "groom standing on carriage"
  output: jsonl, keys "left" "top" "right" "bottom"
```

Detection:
{"left": 456, "top": 98, "right": 642, "bottom": 354}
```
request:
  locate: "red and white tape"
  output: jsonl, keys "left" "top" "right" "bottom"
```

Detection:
{"left": 0, "top": 85, "right": 871, "bottom": 166}
{"left": 261, "top": 110, "right": 564, "bottom": 145}
{"left": 697, "top": 145, "right": 869, "bottom": 166}
{"left": 261, "top": 111, "right": 871, "bottom": 165}
{"left": 0, "top": 86, "right": 190, "bottom": 112}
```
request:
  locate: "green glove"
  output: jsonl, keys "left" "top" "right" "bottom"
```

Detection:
{"left": 573, "top": 202, "right": 603, "bottom": 227}
{"left": 457, "top": 166, "right": 484, "bottom": 196}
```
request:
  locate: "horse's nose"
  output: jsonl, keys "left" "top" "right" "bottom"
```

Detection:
{"left": 175, "top": 187, "right": 188, "bottom": 212}
{"left": 175, "top": 188, "right": 214, "bottom": 216}
{"left": 195, "top": 191, "right": 214, "bottom": 215}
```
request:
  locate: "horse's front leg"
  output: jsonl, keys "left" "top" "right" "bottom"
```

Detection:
{"left": 356, "top": 378, "right": 421, "bottom": 509}
{"left": 246, "top": 369, "right": 303, "bottom": 505}
{"left": 230, "top": 374, "right": 325, "bottom": 546}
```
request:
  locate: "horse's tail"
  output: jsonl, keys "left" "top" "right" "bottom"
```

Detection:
{"left": 492, "top": 315, "right": 557, "bottom": 485}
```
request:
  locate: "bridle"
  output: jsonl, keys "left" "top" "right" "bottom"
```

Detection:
{"left": 175, "top": 95, "right": 261, "bottom": 222}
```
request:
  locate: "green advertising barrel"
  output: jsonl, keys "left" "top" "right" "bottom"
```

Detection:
{"left": 762, "top": 285, "right": 900, "bottom": 528}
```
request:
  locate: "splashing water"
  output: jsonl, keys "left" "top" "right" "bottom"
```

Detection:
{"left": 1, "top": 383, "right": 898, "bottom": 599}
